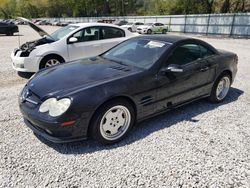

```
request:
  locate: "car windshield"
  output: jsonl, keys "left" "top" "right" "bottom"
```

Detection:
{"left": 50, "top": 25, "right": 79, "bottom": 40}
{"left": 102, "top": 39, "right": 171, "bottom": 69}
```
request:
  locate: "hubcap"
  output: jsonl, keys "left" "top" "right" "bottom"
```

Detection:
{"left": 45, "top": 59, "right": 60, "bottom": 67}
{"left": 100, "top": 105, "right": 131, "bottom": 141}
{"left": 216, "top": 76, "right": 230, "bottom": 100}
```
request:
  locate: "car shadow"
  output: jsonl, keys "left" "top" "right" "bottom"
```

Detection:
{"left": 17, "top": 71, "right": 35, "bottom": 79}
{"left": 35, "top": 87, "right": 244, "bottom": 154}
{"left": 0, "top": 34, "right": 23, "bottom": 37}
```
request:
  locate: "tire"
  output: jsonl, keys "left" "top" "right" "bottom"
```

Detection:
{"left": 162, "top": 29, "right": 167, "bottom": 34}
{"left": 147, "top": 29, "right": 152, "bottom": 34}
{"left": 40, "top": 55, "right": 64, "bottom": 69}
{"left": 6, "top": 31, "right": 13, "bottom": 36}
{"left": 209, "top": 73, "right": 231, "bottom": 103}
{"left": 90, "top": 99, "right": 135, "bottom": 144}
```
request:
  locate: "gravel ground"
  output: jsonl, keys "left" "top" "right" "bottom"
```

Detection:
{"left": 0, "top": 25, "right": 250, "bottom": 187}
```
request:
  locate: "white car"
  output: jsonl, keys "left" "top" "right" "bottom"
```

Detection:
{"left": 136, "top": 22, "right": 168, "bottom": 34}
{"left": 11, "top": 17, "right": 135, "bottom": 73}
{"left": 121, "top": 22, "right": 144, "bottom": 32}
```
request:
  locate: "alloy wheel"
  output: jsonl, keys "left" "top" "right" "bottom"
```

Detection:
{"left": 99, "top": 105, "right": 131, "bottom": 141}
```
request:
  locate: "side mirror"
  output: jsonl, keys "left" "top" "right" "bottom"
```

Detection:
{"left": 68, "top": 37, "right": 78, "bottom": 43}
{"left": 160, "top": 64, "right": 184, "bottom": 75}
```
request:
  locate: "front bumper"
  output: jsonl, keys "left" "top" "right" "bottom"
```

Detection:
{"left": 19, "top": 96, "right": 90, "bottom": 143}
{"left": 136, "top": 29, "right": 148, "bottom": 34}
{"left": 11, "top": 51, "right": 41, "bottom": 73}
{"left": 24, "top": 118, "right": 87, "bottom": 143}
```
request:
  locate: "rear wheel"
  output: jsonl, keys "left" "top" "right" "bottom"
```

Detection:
{"left": 209, "top": 73, "right": 231, "bottom": 103}
{"left": 90, "top": 99, "right": 135, "bottom": 144}
{"left": 162, "top": 29, "right": 167, "bottom": 34}
{"left": 6, "top": 31, "right": 13, "bottom": 36}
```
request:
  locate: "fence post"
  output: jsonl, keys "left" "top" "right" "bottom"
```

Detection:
{"left": 206, "top": 14, "right": 211, "bottom": 35}
{"left": 184, "top": 15, "right": 187, "bottom": 33}
{"left": 169, "top": 16, "right": 171, "bottom": 32}
{"left": 230, "top": 13, "right": 236, "bottom": 37}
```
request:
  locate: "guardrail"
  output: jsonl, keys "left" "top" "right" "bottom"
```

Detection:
{"left": 42, "top": 13, "right": 250, "bottom": 38}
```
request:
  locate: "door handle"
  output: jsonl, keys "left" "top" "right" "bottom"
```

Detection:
{"left": 200, "top": 66, "right": 209, "bottom": 72}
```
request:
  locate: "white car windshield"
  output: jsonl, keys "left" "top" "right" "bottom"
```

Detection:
{"left": 50, "top": 25, "right": 79, "bottom": 40}
{"left": 102, "top": 39, "right": 171, "bottom": 69}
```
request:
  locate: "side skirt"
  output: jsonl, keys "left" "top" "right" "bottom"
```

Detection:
{"left": 137, "top": 94, "right": 210, "bottom": 123}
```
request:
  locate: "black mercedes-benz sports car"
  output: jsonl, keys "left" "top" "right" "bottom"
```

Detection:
{"left": 19, "top": 35, "right": 238, "bottom": 144}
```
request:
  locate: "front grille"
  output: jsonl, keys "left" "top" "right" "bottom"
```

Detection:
{"left": 21, "top": 87, "right": 41, "bottom": 107}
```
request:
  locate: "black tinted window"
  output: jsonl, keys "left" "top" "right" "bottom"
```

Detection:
{"left": 101, "top": 27, "right": 125, "bottom": 39}
{"left": 167, "top": 44, "right": 201, "bottom": 66}
{"left": 200, "top": 45, "right": 215, "bottom": 58}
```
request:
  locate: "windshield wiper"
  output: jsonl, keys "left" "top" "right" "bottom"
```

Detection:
{"left": 101, "top": 56, "right": 128, "bottom": 66}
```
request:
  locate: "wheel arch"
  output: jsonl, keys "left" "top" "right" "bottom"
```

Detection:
{"left": 39, "top": 53, "right": 65, "bottom": 69}
{"left": 217, "top": 69, "right": 233, "bottom": 82}
{"left": 87, "top": 95, "right": 137, "bottom": 135}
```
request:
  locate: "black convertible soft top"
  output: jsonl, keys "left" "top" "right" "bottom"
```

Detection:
{"left": 135, "top": 34, "right": 191, "bottom": 44}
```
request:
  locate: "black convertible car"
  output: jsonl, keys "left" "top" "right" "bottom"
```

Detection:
{"left": 19, "top": 35, "right": 238, "bottom": 144}
{"left": 0, "top": 21, "right": 18, "bottom": 36}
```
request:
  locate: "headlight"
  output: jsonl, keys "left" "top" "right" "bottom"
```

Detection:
{"left": 39, "top": 98, "right": 71, "bottom": 117}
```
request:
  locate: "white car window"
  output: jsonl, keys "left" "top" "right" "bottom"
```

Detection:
{"left": 51, "top": 25, "right": 79, "bottom": 40}
{"left": 72, "top": 27, "right": 100, "bottom": 42}
{"left": 101, "top": 27, "right": 125, "bottom": 39}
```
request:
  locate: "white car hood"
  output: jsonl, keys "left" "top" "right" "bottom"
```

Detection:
{"left": 137, "top": 26, "right": 150, "bottom": 29}
{"left": 17, "top": 17, "right": 52, "bottom": 38}
{"left": 121, "top": 24, "right": 133, "bottom": 28}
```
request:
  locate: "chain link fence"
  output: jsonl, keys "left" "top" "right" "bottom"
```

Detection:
{"left": 44, "top": 13, "right": 250, "bottom": 38}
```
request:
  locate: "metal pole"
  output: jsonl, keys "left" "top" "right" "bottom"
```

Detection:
{"left": 230, "top": 13, "right": 236, "bottom": 37}
{"left": 206, "top": 14, "right": 211, "bottom": 35}
{"left": 184, "top": 15, "right": 187, "bottom": 33}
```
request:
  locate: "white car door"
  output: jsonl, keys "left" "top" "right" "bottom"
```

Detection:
{"left": 67, "top": 26, "right": 102, "bottom": 61}
{"left": 98, "top": 26, "right": 128, "bottom": 53}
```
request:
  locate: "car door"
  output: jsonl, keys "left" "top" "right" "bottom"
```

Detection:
{"left": 199, "top": 44, "right": 218, "bottom": 86}
{"left": 98, "top": 26, "right": 126, "bottom": 53}
{"left": 67, "top": 26, "right": 102, "bottom": 61}
{"left": 156, "top": 23, "right": 164, "bottom": 33}
{"left": 0, "top": 22, "right": 7, "bottom": 34}
{"left": 155, "top": 42, "right": 210, "bottom": 112}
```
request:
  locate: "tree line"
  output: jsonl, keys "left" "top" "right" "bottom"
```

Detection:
{"left": 0, "top": 0, "right": 249, "bottom": 19}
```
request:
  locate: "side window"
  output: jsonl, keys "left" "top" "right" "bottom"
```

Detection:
{"left": 167, "top": 43, "right": 201, "bottom": 66}
{"left": 72, "top": 27, "right": 99, "bottom": 42}
{"left": 101, "top": 27, "right": 125, "bottom": 39}
{"left": 158, "top": 23, "right": 164, "bottom": 26}
{"left": 200, "top": 45, "right": 215, "bottom": 58}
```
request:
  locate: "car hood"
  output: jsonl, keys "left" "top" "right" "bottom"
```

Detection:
{"left": 17, "top": 17, "right": 52, "bottom": 38}
{"left": 28, "top": 57, "right": 141, "bottom": 100}
{"left": 121, "top": 24, "right": 132, "bottom": 28}
{"left": 137, "top": 25, "right": 150, "bottom": 29}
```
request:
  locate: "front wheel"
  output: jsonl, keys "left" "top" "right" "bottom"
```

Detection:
{"left": 90, "top": 99, "right": 135, "bottom": 144}
{"left": 209, "top": 73, "right": 231, "bottom": 103}
{"left": 40, "top": 55, "right": 64, "bottom": 69}
{"left": 147, "top": 29, "right": 152, "bottom": 34}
